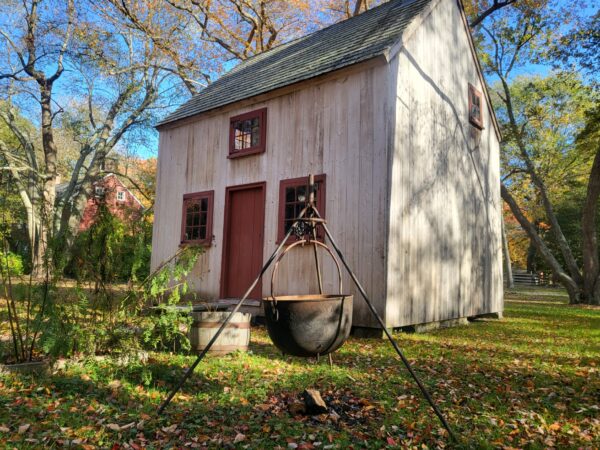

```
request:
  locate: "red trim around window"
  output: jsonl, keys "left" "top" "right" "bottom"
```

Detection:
{"left": 228, "top": 108, "right": 267, "bottom": 159}
{"left": 277, "top": 174, "right": 326, "bottom": 244}
{"left": 180, "top": 190, "right": 214, "bottom": 246}
{"left": 468, "top": 83, "right": 484, "bottom": 129}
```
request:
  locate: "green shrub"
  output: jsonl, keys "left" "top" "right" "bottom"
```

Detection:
{"left": 38, "top": 245, "right": 202, "bottom": 358}
{"left": 141, "top": 247, "right": 202, "bottom": 353}
{"left": 66, "top": 202, "right": 152, "bottom": 282}
{"left": 0, "top": 251, "right": 24, "bottom": 276}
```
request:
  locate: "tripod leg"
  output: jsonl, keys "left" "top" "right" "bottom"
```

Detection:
{"left": 157, "top": 213, "right": 307, "bottom": 415}
{"left": 318, "top": 220, "right": 457, "bottom": 442}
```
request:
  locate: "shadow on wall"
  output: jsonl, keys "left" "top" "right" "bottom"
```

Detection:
{"left": 387, "top": 43, "right": 501, "bottom": 326}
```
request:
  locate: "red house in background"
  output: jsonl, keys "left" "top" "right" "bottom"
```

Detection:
{"left": 57, "top": 174, "right": 144, "bottom": 232}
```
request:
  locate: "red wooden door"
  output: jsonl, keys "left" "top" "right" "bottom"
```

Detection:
{"left": 221, "top": 182, "right": 265, "bottom": 299}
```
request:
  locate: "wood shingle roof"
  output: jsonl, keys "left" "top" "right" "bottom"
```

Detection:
{"left": 157, "top": 0, "right": 432, "bottom": 127}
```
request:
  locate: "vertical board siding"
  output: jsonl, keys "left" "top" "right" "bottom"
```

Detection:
{"left": 152, "top": 0, "right": 503, "bottom": 329}
{"left": 386, "top": 0, "right": 503, "bottom": 327}
{"left": 152, "top": 63, "right": 391, "bottom": 327}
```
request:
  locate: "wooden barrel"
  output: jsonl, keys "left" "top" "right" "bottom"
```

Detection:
{"left": 189, "top": 311, "right": 251, "bottom": 355}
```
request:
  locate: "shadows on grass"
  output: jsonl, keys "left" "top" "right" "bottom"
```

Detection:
{"left": 1, "top": 298, "right": 599, "bottom": 448}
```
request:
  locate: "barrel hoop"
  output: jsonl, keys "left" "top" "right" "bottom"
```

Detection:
{"left": 192, "top": 321, "right": 251, "bottom": 329}
{"left": 196, "top": 344, "right": 249, "bottom": 351}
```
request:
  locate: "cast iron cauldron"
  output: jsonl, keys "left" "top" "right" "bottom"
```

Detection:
{"left": 263, "top": 240, "right": 353, "bottom": 357}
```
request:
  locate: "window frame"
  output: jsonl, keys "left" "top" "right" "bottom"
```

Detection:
{"left": 228, "top": 108, "right": 267, "bottom": 159}
{"left": 180, "top": 190, "right": 214, "bottom": 246}
{"left": 468, "top": 83, "right": 484, "bottom": 129}
{"left": 116, "top": 191, "right": 125, "bottom": 202}
{"left": 277, "top": 174, "right": 326, "bottom": 244}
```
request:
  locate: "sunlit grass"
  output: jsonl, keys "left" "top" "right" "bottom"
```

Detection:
{"left": 1, "top": 289, "right": 599, "bottom": 448}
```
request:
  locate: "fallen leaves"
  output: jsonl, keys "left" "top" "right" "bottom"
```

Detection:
{"left": 0, "top": 294, "right": 598, "bottom": 448}
{"left": 161, "top": 423, "right": 178, "bottom": 434}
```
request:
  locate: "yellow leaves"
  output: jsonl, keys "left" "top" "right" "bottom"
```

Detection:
{"left": 548, "top": 422, "right": 561, "bottom": 431}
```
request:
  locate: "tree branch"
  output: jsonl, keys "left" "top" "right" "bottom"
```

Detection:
{"left": 47, "top": 0, "right": 75, "bottom": 83}
{"left": 469, "top": 0, "right": 516, "bottom": 28}
{"left": 501, "top": 183, "right": 580, "bottom": 302}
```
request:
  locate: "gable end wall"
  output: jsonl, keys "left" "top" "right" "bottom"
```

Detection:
{"left": 386, "top": 0, "right": 503, "bottom": 327}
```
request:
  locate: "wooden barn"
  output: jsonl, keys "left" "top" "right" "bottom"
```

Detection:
{"left": 151, "top": 0, "right": 504, "bottom": 332}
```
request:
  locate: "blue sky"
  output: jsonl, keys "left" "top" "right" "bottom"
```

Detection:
{"left": 3, "top": 0, "right": 596, "bottom": 161}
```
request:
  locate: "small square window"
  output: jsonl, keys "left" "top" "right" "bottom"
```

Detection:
{"left": 95, "top": 186, "right": 105, "bottom": 196}
{"left": 181, "top": 191, "right": 214, "bottom": 245}
{"left": 117, "top": 191, "right": 125, "bottom": 202}
{"left": 277, "top": 175, "right": 326, "bottom": 243}
{"left": 228, "top": 108, "right": 267, "bottom": 158}
{"left": 468, "top": 83, "right": 484, "bottom": 129}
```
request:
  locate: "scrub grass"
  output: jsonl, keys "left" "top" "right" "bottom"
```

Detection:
{"left": 1, "top": 289, "right": 598, "bottom": 449}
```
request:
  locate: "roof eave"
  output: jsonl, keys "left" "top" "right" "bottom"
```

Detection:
{"left": 383, "top": 0, "right": 502, "bottom": 142}
{"left": 383, "top": 0, "right": 442, "bottom": 63}
{"left": 155, "top": 55, "right": 389, "bottom": 132}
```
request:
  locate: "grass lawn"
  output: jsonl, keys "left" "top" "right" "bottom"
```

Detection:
{"left": 1, "top": 289, "right": 598, "bottom": 449}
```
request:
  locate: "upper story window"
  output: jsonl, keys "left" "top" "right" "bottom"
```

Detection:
{"left": 181, "top": 190, "right": 214, "bottom": 245}
{"left": 277, "top": 175, "right": 326, "bottom": 243}
{"left": 228, "top": 108, "right": 267, "bottom": 158}
{"left": 94, "top": 186, "right": 105, "bottom": 196}
{"left": 117, "top": 191, "right": 125, "bottom": 202}
{"left": 468, "top": 83, "right": 483, "bottom": 129}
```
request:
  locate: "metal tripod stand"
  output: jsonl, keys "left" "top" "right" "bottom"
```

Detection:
{"left": 157, "top": 174, "right": 456, "bottom": 442}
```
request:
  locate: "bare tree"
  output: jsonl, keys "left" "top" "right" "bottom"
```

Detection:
{"left": 0, "top": 0, "right": 75, "bottom": 272}
{"left": 0, "top": 0, "right": 172, "bottom": 272}
{"left": 109, "top": 0, "right": 324, "bottom": 95}
{"left": 110, "top": 0, "right": 377, "bottom": 97}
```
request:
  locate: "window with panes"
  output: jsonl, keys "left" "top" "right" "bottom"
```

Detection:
{"left": 277, "top": 175, "right": 326, "bottom": 243}
{"left": 468, "top": 83, "right": 484, "bottom": 129}
{"left": 181, "top": 191, "right": 214, "bottom": 245}
{"left": 228, "top": 108, "right": 267, "bottom": 158}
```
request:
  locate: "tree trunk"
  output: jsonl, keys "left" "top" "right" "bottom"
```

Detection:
{"left": 33, "top": 84, "right": 59, "bottom": 277}
{"left": 526, "top": 238, "right": 537, "bottom": 273}
{"left": 499, "top": 77, "right": 583, "bottom": 286}
{"left": 581, "top": 148, "right": 600, "bottom": 305}
{"left": 501, "top": 215, "right": 514, "bottom": 288}
{"left": 501, "top": 183, "right": 581, "bottom": 303}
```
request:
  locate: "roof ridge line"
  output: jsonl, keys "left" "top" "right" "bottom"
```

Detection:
{"left": 216, "top": 0, "right": 401, "bottom": 81}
